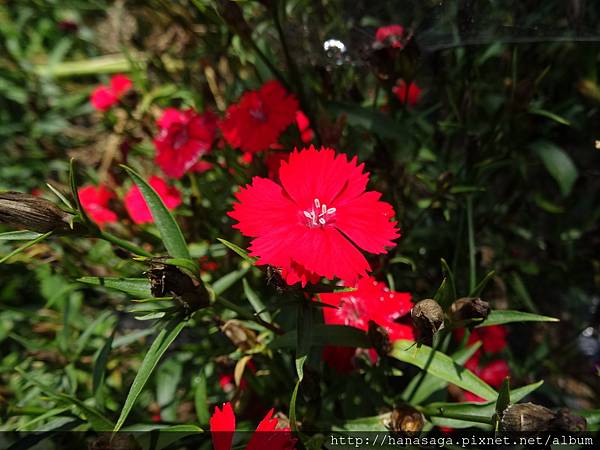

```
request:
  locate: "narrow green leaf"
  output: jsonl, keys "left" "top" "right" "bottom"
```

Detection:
{"left": 477, "top": 310, "right": 559, "bottom": 327}
{"left": 440, "top": 258, "right": 457, "bottom": 307}
{"left": 289, "top": 355, "right": 307, "bottom": 432}
{"left": 114, "top": 319, "right": 186, "bottom": 432}
{"left": 93, "top": 328, "right": 116, "bottom": 410}
{"left": 243, "top": 278, "right": 271, "bottom": 322}
{"left": 212, "top": 267, "right": 249, "bottom": 296}
{"left": 391, "top": 340, "right": 498, "bottom": 401}
{"left": 194, "top": 372, "right": 209, "bottom": 425}
{"left": 217, "top": 238, "right": 256, "bottom": 264}
{"left": 0, "top": 230, "right": 43, "bottom": 241}
{"left": 77, "top": 277, "right": 152, "bottom": 298}
{"left": 46, "top": 183, "right": 74, "bottom": 211}
{"left": 0, "top": 231, "right": 53, "bottom": 264}
{"left": 469, "top": 270, "right": 495, "bottom": 297}
{"left": 16, "top": 368, "right": 113, "bottom": 431}
{"left": 496, "top": 377, "right": 511, "bottom": 416}
{"left": 122, "top": 165, "right": 193, "bottom": 263}
{"left": 69, "top": 158, "right": 92, "bottom": 225}
{"left": 401, "top": 342, "right": 482, "bottom": 403}
{"left": 529, "top": 108, "right": 571, "bottom": 126}
{"left": 531, "top": 141, "right": 578, "bottom": 196}
{"left": 270, "top": 324, "right": 371, "bottom": 349}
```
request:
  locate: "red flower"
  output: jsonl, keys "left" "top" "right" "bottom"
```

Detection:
{"left": 228, "top": 146, "right": 400, "bottom": 285}
{"left": 124, "top": 176, "right": 182, "bottom": 224}
{"left": 220, "top": 81, "right": 298, "bottom": 153}
{"left": 393, "top": 80, "right": 422, "bottom": 107}
{"left": 295, "top": 111, "right": 314, "bottom": 143}
{"left": 375, "top": 24, "right": 405, "bottom": 49}
{"left": 90, "top": 74, "right": 133, "bottom": 111}
{"left": 463, "top": 358, "right": 510, "bottom": 402}
{"left": 154, "top": 108, "right": 217, "bottom": 179}
{"left": 78, "top": 185, "right": 117, "bottom": 226}
{"left": 319, "top": 277, "right": 413, "bottom": 372}
{"left": 210, "top": 402, "right": 296, "bottom": 450}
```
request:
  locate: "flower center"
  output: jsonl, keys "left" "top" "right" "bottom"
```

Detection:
{"left": 302, "top": 198, "right": 336, "bottom": 228}
{"left": 249, "top": 107, "right": 267, "bottom": 123}
{"left": 170, "top": 125, "right": 189, "bottom": 150}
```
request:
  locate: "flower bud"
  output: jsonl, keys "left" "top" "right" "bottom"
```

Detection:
{"left": 368, "top": 320, "right": 391, "bottom": 356}
{"left": 449, "top": 297, "right": 491, "bottom": 326}
{"left": 411, "top": 299, "right": 444, "bottom": 345}
{"left": 387, "top": 405, "right": 425, "bottom": 435}
{"left": 146, "top": 260, "right": 210, "bottom": 314}
{"left": 0, "top": 192, "right": 72, "bottom": 233}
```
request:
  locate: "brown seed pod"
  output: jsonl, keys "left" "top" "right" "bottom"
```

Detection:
{"left": 449, "top": 297, "right": 491, "bottom": 326}
{"left": 387, "top": 405, "right": 425, "bottom": 435}
{"left": 411, "top": 299, "right": 444, "bottom": 345}
{"left": 552, "top": 408, "right": 587, "bottom": 432}
{"left": 0, "top": 192, "right": 72, "bottom": 233}
{"left": 146, "top": 260, "right": 210, "bottom": 314}
{"left": 368, "top": 320, "right": 391, "bottom": 356}
{"left": 500, "top": 403, "right": 556, "bottom": 432}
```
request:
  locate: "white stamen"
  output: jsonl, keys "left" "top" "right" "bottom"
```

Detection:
{"left": 302, "top": 197, "right": 337, "bottom": 228}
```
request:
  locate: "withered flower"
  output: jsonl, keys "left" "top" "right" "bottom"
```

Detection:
{"left": 0, "top": 192, "right": 72, "bottom": 233}
{"left": 411, "top": 299, "right": 444, "bottom": 345}
{"left": 387, "top": 405, "right": 425, "bottom": 435}
{"left": 449, "top": 297, "right": 491, "bottom": 326}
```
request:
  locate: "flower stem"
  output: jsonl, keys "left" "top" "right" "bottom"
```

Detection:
{"left": 98, "top": 230, "right": 153, "bottom": 257}
{"left": 419, "top": 406, "right": 492, "bottom": 425}
{"left": 215, "top": 296, "right": 283, "bottom": 335}
{"left": 466, "top": 195, "right": 476, "bottom": 292}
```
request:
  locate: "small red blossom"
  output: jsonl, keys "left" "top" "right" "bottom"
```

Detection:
{"left": 295, "top": 111, "right": 314, "bottom": 143}
{"left": 228, "top": 146, "right": 400, "bottom": 285}
{"left": 210, "top": 402, "right": 296, "bottom": 450}
{"left": 154, "top": 108, "right": 217, "bottom": 179}
{"left": 456, "top": 325, "right": 508, "bottom": 355}
{"left": 375, "top": 24, "right": 405, "bottom": 49}
{"left": 124, "top": 176, "right": 182, "bottom": 224}
{"left": 78, "top": 185, "right": 118, "bottom": 226}
{"left": 393, "top": 80, "right": 422, "bottom": 107}
{"left": 319, "top": 276, "right": 413, "bottom": 372}
{"left": 90, "top": 74, "right": 133, "bottom": 111}
{"left": 220, "top": 80, "right": 298, "bottom": 153}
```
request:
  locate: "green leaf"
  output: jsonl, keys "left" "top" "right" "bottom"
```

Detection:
{"left": 401, "top": 342, "right": 482, "bottom": 403}
{"left": 114, "top": 318, "right": 186, "bottom": 432}
{"left": 194, "top": 372, "right": 209, "bottom": 425}
{"left": 477, "top": 310, "right": 559, "bottom": 327}
{"left": 16, "top": 368, "right": 113, "bottom": 431}
{"left": 469, "top": 270, "right": 495, "bottom": 297}
{"left": 391, "top": 340, "right": 498, "bottom": 401}
{"left": 212, "top": 267, "right": 249, "bottom": 296}
{"left": 0, "top": 231, "right": 53, "bottom": 264}
{"left": 243, "top": 278, "right": 271, "bottom": 322}
{"left": 578, "top": 409, "right": 600, "bottom": 431}
{"left": 93, "top": 328, "right": 115, "bottom": 411}
{"left": 496, "top": 377, "right": 511, "bottom": 417}
{"left": 122, "top": 165, "right": 194, "bottom": 263}
{"left": 270, "top": 324, "right": 371, "bottom": 349}
{"left": 0, "top": 230, "right": 43, "bottom": 241}
{"left": 47, "top": 183, "right": 75, "bottom": 211}
{"left": 529, "top": 108, "right": 571, "bottom": 126}
{"left": 77, "top": 277, "right": 152, "bottom": 298}
{"left": 433, "top": 278, "right": 453, "bottom": 310}
{"left": 327, "top": 101, "right": 408, "bottom": 141}
{"left": 531, "top": 141, "right": 578, "bottom": 196}
{"left": 69, "top": 158, "right": 92, "bottom": 226}
{"left": 423, "top": 380, "right": 543, "bottom": 429}
{"left": 289, "top": 355, "right": 307, "bottom": 432}
{"left": 440, "top": 258, "right": 457, "bottom": 305}
{"left": 217, "top": 238, "right": 256, "bottom": 264}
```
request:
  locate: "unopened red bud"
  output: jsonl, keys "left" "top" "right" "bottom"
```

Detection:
{"left": 0, "top": 192, "right": 72, "bottom": 233}
{"left": 411, "top": 299, "right": 444, "bottom": 345}
{"left": 449, "top": 297, "right": 491, "bottom": 325}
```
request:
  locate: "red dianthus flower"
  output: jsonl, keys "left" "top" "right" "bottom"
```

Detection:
{"left": 154, "top": 108, "right": 217, "bottom": 179}
{"left": 393, "top": 80, "right": 422, "bottom": 107}
{"left": 228, "top": 146, "right": 400, "bottom": 285}
{"left": 90, "top": 74, "right": 133, "bottom": 111}
{"left": 78, "top": 184, "right": 117, "bottom": 226}
{"left": 375, "top": 24, "right": 405, "bottom": 49}
{"left": 319, "top": 277, "right": 413, "bottom": 372}
{"left": 124, "top": 176, "right": 182, "bottom": 224}
{"left": 210, "top": 402, "right": 296, "bottom": 450}
{"left": 220, "top": 80, "right": 298, "bottom": 153}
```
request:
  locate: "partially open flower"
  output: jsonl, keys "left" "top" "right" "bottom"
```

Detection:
{"left": 0, "top": 192, "right": 72, "bottom": 233}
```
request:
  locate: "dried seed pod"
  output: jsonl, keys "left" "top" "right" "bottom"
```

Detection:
{"left": 387, "top": 405, "right": 425, "bottom": 435}
{"left": 146, "top": 260, "right": 210, "bottom": 314}
{"left": 500, "top": 403, "right": 556, "bottom": 432}
{"left": 553, "top": 408, "right": 587, "bottom": 432}
{"left": 368, "top": 320, "right": 391, "bottom": 356}
{"left": 449, "top": 297, "right": 491, "bottom": 325}
{"left": 0, "top": 192, "right": 72, "bottom": 233}
{"left": 411, "top": 299, "right": 444, "bottom": 345}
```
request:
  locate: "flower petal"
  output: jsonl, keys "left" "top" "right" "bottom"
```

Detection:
{"left": 246, "top": 409, "right": 297, "bottom": 450}
{"left": 210, "top": 402, "right": 235, "bottom": 450}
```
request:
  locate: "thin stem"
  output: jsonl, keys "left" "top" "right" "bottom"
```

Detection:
{"left": 419, "top": 406, "right": 492, "bottom": 425}
{"left": 98, "top": 230, "right": 153, "bottom": 257}
{"left": 466, "top": 195, "right": 476, "bottom": 292}
{"left": 215, "top": 296, "right": 283, "bottom": 335}
{"left": 0, "top": 231, "right": 53, "bottom": 264}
